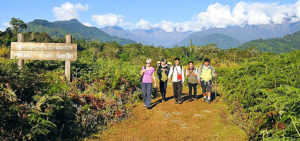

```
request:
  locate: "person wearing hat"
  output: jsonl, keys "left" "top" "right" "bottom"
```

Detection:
{"left": 157, "top": 59, "right": 170, "bottom": 102}
{"left": 197, "top": 58, "right": 217, "bottom": 103}
{"left": 140, "top": 58, "right": 156, "bottom": 109}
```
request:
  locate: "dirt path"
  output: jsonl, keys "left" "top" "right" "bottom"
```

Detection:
{"left": 92, "top": 85, "right": 246, "bottom": 141}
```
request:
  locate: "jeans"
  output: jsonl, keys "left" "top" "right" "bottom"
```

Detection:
{"left": 142, "top": 83, "right": 152, "bottom": 107}
{"left": 188, "top": 83, "right": 197, "bottom": 97}
{"left": 172, "top": 81, "right": 182, "bottom": 101}
{"left": 159, "top": 80, "right": 168, "bottom": 100}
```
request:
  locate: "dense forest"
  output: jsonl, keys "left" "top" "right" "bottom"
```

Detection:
{"left": 0, "top": 18, "right": 299, "bottom": 140}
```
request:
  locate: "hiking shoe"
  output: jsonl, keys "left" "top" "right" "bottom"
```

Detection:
{"left": 175, "top": 101, "right": 179, "bottom": 104}
{"left": 144, "top": 104, "right": 147, "bottom": 107}
{"left": 147, "top": 106, "right": 151, "bottom": 110}
{"left": 178, "top": 101, "right": 183, "bottom": 104}
{"left": 189, "top": 98, "right": 194, "bottom": 102}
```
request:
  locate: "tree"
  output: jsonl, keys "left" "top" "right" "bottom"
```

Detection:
{"left": 9, "top": 17, "right": 27, "bottom": 34}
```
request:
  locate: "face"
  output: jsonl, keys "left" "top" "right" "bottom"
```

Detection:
{"left": 204, "top": 61, "right": 209, "bottom": 66}
{"left": 175, "top": 60, "right": 180, "bottom": 65}
{"left": 146, "top": 62, "right": 151, "bottom": 67}
{"left": 161, "top": 61, "right": 166, "bottom": 66}
{"left": 189, "top": 63, "right": 194, "bottom": 68}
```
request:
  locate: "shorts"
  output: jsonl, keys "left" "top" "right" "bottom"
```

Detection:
{"left": 201, "top": 80, "right": 212, "bottom": 93}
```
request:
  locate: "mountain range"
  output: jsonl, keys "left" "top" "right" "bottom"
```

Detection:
{"left": 23, "top": 19, "right": 300, "bottom": 51}
{"left": 23, "top": 19, "right": 135, "bottom": 45}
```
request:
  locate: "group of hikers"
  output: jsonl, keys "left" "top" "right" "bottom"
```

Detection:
{"left": 140, "top": 57, "right": 217, "bottom": 109}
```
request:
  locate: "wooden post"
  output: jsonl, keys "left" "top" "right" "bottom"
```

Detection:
{"left": 17, "top": 33, "right": 24, "bottom": 70}
{"left": 65, "top": 35, "right": 71, "bottom": 82}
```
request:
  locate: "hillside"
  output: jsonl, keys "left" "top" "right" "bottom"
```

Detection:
{"left": 23, "top": 19, "right": 135, "bottom": 45}
{"left": 175, "top": 33, "right": 242, "bottom": 49}
{"left": 239, "top": 31, "right": 300, "bottom": 53}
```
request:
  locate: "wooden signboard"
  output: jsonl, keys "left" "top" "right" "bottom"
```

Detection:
{"left": 10, "top": 34, "right": 77, "bottom": 82}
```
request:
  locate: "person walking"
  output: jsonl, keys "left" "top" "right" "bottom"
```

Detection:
{"left": 140, "top": 59, "right": 156, "bottom": 109}
{"left": 168, "top": 58, "right": 184, "bottom": 104}
{"left": 198, "top": 58, "right": 217, "bottom": 103}
{"left": 186, "top": 61, "right": 198, "bottom": 102}
{"left": 157, "top": 59, "right": 170, "bottom": 102}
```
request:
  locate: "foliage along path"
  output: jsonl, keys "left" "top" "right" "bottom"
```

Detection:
{"left": 92, "top": 85, "right": 247, "bottom": 141}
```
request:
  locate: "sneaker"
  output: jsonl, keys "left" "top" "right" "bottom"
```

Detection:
{"left": 178, "top": 101, "right": 183, "bottom": 104}
{"left": 189, "top": 98, "right": 194, "bottom": 102}
{"left": 147, "top": 106, "right": 151, "bottom": 110}
{"left": 144, "top": 104, "right": 147, "bottom": 107}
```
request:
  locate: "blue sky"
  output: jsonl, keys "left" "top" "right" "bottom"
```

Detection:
{"left": 1, "top": 0, "right": 299, "bottom": 32}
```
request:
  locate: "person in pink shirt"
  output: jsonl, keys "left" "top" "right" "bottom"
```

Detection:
{"left": 140, "top": 58, "right": 156, "bottom": 109}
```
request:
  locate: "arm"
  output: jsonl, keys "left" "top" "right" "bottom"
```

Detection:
{"left": 152, "top": 70, "right": 157, "bottom": 87}
{"left": 192, "top": 69, "right": 198, "bottom": 77}
{"left": 140, "top": 67, "right": 145, "bottom": 76}
{"left": 186, "top": 69, "right": 190, "bottom": 77}
{"left": 168, "top": 66, "right": 173, "bottom": 82}
{"left": 197, "top": 66, "right": 202, "bottom": 83}
{"left": 157, "top": 67, "right": 162, "bottom": 75}
{"left": 182, "top": 67, "right": 185, "bottom": 82}
{"left": 211, "top": 66, "right": 217, "bottom": 77}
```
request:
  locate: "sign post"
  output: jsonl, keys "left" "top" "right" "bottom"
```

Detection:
{"left": 17, "top": 33, "right": 24, "bottom": 70}
{"left": 10, "top": 34, "right": 77, "bottom": 82}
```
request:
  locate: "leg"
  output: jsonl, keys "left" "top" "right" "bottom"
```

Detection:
{"left": 207, "top": 80, "right": 212, "bottom": 101}
{"left": 146, "top": 83, "right": 152, "bottom": 107}
{"left": 173, "top": 82, "right": 178, "bottom": 101}
{"left": 159, "top": 80, "right": 165, "bottom": 100}
{"left": 142, "top": 83, "right": 147, "bottom": 105}
{"left": 193, "top": 83, "right": 197, "bottom": 98}
{"left": 188, "top": 83, "right": 192, "bottom": 97}
{"left": 177, "top": 82, "right": 183, "bottom": 102}
{"left": 201, "top": 81, "right": 206, "bottom": 97}
{"left": 163, "top": 80, "right": 168, "bottom": 100}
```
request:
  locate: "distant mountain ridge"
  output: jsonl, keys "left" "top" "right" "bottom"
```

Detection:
{"left": 101, "top": 26, "right": 191, "bottom": 47}
{"left": 174, "top": 21, "right": 300, "bottom": 48}
{"left": 238, "top": 31, "right": 300, "bottom": 53}
{"left": 23, "top": 19, "right": 135, "bottom": 45}
{"left": 175, "top": 33, "right": 242, "bottom": 49}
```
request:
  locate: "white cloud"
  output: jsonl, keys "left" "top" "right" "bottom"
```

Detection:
{"left": 90, "top": 1, "right": 300, "bottom": 32}
{"left": 0, "top": 22, "right": 10, "bottom": 31}
{"left": 92, "top": 14, "right": 130, "bottom": 27}
{"left": 135, "top": 19, "right": 152, "bottom": 30}
{"left": 53, "top": 2, "right": 88, "bottom": 20}
{"left": 83, "top": 22, "right": 92, "bottom": 27}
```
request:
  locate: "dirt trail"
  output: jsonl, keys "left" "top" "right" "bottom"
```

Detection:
{"left": 93, "top": 85, "right": 246, "bottom": 141}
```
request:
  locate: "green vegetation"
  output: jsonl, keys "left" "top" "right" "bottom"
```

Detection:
{"left": 239, "top": 31, "right": 300, "bottom": 53}
{"left": 0, "top": 18, "right": 299, "bottom": 140}
{"left": 218, "top": 51, "right": 300, "bottom": 140}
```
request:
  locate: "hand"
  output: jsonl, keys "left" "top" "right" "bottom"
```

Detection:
{"left": 214, "top": 73, "right": 217, "bottom": 77}
{"left": 168, "top": 78, "right": 171, "bottom": 82}
{"left": 154, "top": 83, "right": 157, "bottom": 88}
{"left": 198, "top": 80, "right": 201, "bottom": 84}
{"left": 189, "top": 70, "right": 193, "bottom": 73}
{"left": 142, "top": 69, "right": 146, "bottom": 73}
{"left": 181, "top": 81, "right": 184, "bottom": 84}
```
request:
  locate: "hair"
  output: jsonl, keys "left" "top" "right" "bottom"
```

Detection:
{"left": 146, "top": 58, "right": 152, "bottom": 64}
{"left": 161, "top": 59, "right": 167, "bottom": 63}
{"left": 204, "top": 58, "right": 210, "bottom": 63}
{"left": 188, "top": 61, "right": 194, "bottom": 64}
{"left": 174, "top": 58, "right": 180, "bottom": 61}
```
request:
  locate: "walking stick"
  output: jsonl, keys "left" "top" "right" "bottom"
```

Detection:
{"left": 215, "top": 76, "right": 217, "bottom": 101}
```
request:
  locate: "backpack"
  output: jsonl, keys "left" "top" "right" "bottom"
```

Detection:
{"left": 161, "top": 69, "right": 168, "bottom": 81}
